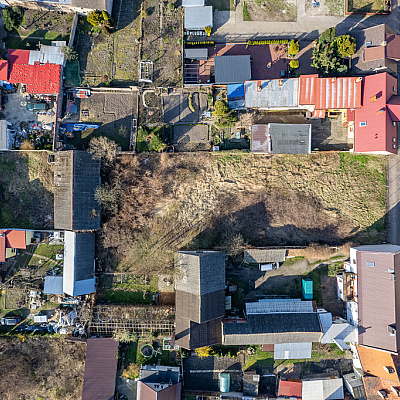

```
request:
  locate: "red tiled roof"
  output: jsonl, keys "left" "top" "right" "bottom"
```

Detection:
{"left": 386, "top": 34, "right": 400, "bottom": 60}
{"left": 8, "top": 63, "right": 61, "bottom": 94}
{"left": 364, "top": 46, "right": 386, "bottom": 61}
{"left": 0, "top": 60, "right": 8, "bottom": 81}
{"left": 298, "top": 75, "right": 362, "bottom": 110}
{"left": 0, "top": 230, "right": 26, "bottom": 249}
{"left": 387, "top": 96, "right": 400, "bottom": 122}
{"left": 354, "top": 72, "right": 397, "bottom": 154}
{"left": 0, "top": 236, "right": 6, "bottom": 263}
{"left": 278, "top": 379, "right": 302, "bottom": 398}
{"left": 7, "top": 49, "right": 30, "bottom": 65}
{"left": 363, "top": 376, "right": 400, "bottom": 400}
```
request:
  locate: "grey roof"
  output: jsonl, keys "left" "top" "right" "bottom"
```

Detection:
{"left": 244, "top": 249, "right": 286, "bottom": 264}
{"left": 243, "top": 371, "right": 259, "bottom": 397}
{"left": 246, "top": 299, "right": 314, "bottom": 314}
{"left": 274, "top": 342, "right": 312, "bottom": 359}
{"left": 71, "top": 0, "right": 111, "bottom": 12}
{"left": 245, "top": 79, "right": 299, "bottom": 109}
{"left": 302, "top": 378, "right": 344, "bottom": 400}
{"left": 43, "top": 275, "right": 63, "bottom": 295}
{"left": 63, "top": 231, "right": 95, "bottom": 297}
{"left": 0, "top": 120, "right": 11, "bottom": 150}
{"left": 182, "top": 0, "right": 205, "bottom": 6}
{"left": 251, "top": 123, "right": 312, "bottom": 154}
{"left": 184, "top": 48, "right": 208, "bottom": 60}
{"left": 222, "top": 313, "right": 322, "bottom": 345}
{"left": 214, "top": 55, "right": 252, "bottom": 85}
{"left": 54, "top": 151, "right": 101, "bottom": 231}
{"left": 184, "top": 6, "right": 213, "bottom": 30}
{"left": 351, "top": 24, "right": 398, "bottom": 75}
{"left": 140, "top": 365, "right": 180, "bottom": 386}
{"left": 353, "top": 244, "right": 400, "bottom": 253}
{"left": 82, "top": 338, "right": 118, "bottom": 400}
{"left": 28, "top": 45, "right": 65, "bottom": 66}
{"left": 343, "top": 373, "right": 367, "bottom": 400}
{"left": 175, "top": 251, "right": 225, "bottom": 296}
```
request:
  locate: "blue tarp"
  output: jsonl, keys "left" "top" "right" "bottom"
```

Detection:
{"left": 61, "top": 123, "right": 100, "bottom": 132}
{"left": 227, "top": 83, "right": 245, "bottom": 99}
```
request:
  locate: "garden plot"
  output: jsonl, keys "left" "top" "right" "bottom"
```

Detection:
{"left": 66, "top": 89, "right": 138, "bottom": 150}
{"left": 77, "top": 0, "right": 141, "bottom": 86}
{"left": 141, "top": 0, "right": 183, "bottom": 87}
{"left": 244, "top": 0, "right": 297, "bottom": 21}
{"left": 172, "top": 124, "right": 210, "bottom": 151}
{"left": 162, "top": 92, "right": 207, "bottom": 124}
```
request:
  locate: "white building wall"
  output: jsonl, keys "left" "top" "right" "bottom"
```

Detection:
{"left": 346, "top": 301, "right": 358, "bottom": 326}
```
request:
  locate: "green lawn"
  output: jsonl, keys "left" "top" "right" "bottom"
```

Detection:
{"left": 64, "top": 60, "right": 81, "bottom": 88}
{"left": 244, "top": 346, "right": 274, "bottom": 370}
{"left": 7, "top": 31, "right": 70, "bottom": 50}
{"left": 31, "top": 244, "right": 64, "bottom": 260}
{"left": 102, "top": 290, "right": 153, "bottom": 304}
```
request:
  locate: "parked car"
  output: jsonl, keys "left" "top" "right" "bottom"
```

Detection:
{"left": 1, "top": 316, "right": 21, "bottom": 326}
{"left": 259, "top": 262, "right": 280, "bottom": 271}
{"left": 26, "top": 102, "right": 48, "bottom": 112}
{"left": 56, "top": 253, "right": 63, "bottom": 260}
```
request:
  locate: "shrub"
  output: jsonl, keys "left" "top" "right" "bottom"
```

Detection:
{"left": 177, "top": 37, "right": 182, "bottom": 45}
{"left": 195, "top": 346, "right": 212, "bottom": 358}
{"left": 89, "top": 136, "right": 118, "bottom": 166}
{"left": 214, "top": 100, "right": 229, "bottom": 116}
{"left": 288, "top": 39, "right": 299, "bottom": 56}
{"left": 336, "top": 34, "right": 356, "bottom": 58}
{"left": 246, "top": 39, "right": 289, "bottom": 47}
{"left": 319, "top": 27, "right": 336, "bottom": 45}
{"left": 142, "top": 8, "right": 148, "bottom": 18}
{"left": 189, "top": 93, "right": 195, "bottom": 112}
{"left": 3, "top": 6, "right": 23, "bottom": 32}
{"left": 87, "top": 10, "right": 103, "bottom": 26}
{"left": 62, "top": 46, "right": 78, "bottom": 62}
{"left": 168, "top": 2, "right": 175, "bottom": 10}
{"left": 290, "top": 59, "right": 299, "bottom": 68}
{"left": 243, "top": 2, "right": 251, "bottom": 20}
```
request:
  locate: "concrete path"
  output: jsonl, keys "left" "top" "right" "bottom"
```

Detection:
{"left": 213, "top": 0, "right": 400, "bottom": 41}
{"left": 387, "top": 155, "right": 400, "bottom": 245}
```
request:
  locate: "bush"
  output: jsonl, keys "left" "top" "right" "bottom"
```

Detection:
{"left": 319, "top": 27, "right": 336, "bottom": 45}
{"left": 290, "top": 59, "right": 299, "bottom": 68}
{"left": 142, "top": 8, "right": 148, "bottom": 18}
{"left": 189, "top": 93, "right": 195, "bottom": 112}
{"left": 195, "top": 346, "right": 212, "bottom": 358}
{"left": 336, "top": 34, "right": 356, "bottom": 58}
{"left": 62, "top": 46, "right": 78, "bottom": 62}
{"left": 168, "top": 2, "right": 175, "bottom": 10}
{"left": 288, "top": 39, "right": 299, "bottom": 56}
{"left": 3, "top": 6, "right": 23, "bottom": 32}
{"left": 177, "top": 37, "right": 182, "bottom": 45}
{"left": 88, "top": 136, "right": 118, "bottom": 166}
{"left": 87, "top": 10, "right": 103, "bottom": 26}
{"left": 246, "top": 39, "right": 289, "bottom": 47}
{"left": 214, "top": 100, "right": 229, "bottom": 116}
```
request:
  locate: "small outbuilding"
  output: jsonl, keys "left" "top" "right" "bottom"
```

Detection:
{"left": 243, "top": 249, "right": 286, "bottom": 271}
{"left": 0, "top": 120, "right": 11, "bottom": 150}
{"left": 302, "top": 279, "right": 313, "bottom": 300}
{"left": 184, "top": 6, "right": 213, "bottom": 31}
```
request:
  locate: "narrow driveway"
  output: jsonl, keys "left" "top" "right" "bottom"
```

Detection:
{"left": 213, "top": 0, "right": 400, "bottom": 40}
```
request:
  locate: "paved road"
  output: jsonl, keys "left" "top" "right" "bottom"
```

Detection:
{"left": 213, "top": 0, "right": 400, "bottom": 40}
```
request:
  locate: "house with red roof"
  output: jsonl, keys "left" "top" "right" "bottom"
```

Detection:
{"left": 4, "top": 48, "right": 63, "bottom": 95}
{"left": 354, "top": 72, "right": 400, "bottom": 154}
{"left": 0, "top": 230, "right": 33, "bottom": 263}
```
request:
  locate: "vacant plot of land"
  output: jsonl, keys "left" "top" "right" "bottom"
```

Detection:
{"left": 245, "top": 0, "right": 297, "bottom": 21}
{"left": 306, "top": 0, "right": 344, "bottom": 15}
{"left": 162, "top": 92, "right": 207, "bottom": 124}
{"left": 0, "top": 337, "right": 86, "bottom": 400}
{"left": 172, "top": 124, "right": 210, "bottom": 151}
{"left": 347, "top": 0, "right": 385, "bottom": 12}
{"left": 7, "top": 9, "right": 73, "bottom": 49}
{"left": 141, "top": 0, "right": 183, "bottom": 86}
{"left": 66, "top": 90, "right": 138, "bottom": 150}
{"left": 98, "top": 153, "right": 386, "bottom": 272}
{"left": 0, "top": 151, "right": 54, "bottom": 228}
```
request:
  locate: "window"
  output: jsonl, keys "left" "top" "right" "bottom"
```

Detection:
{"left": 393, "top": 137, "right": 396, "bottom": 142}
{"left": 394, "top": 86, "right": 397, "bottom": 92}
{"left": 366, "top": 261, "right": 375, "bottom": 267}
{"left": 393, "top": 144, "right": 396, "bottom": 149}
{"left": 360, "top": 121, "right": 367, "bottom": 127}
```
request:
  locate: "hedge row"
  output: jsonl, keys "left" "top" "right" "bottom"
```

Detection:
{"left": 246, "top": 39, "right": 289, "bottom": 46}
{"left": 185, "top": 41, "right": 215, "bottom": 46}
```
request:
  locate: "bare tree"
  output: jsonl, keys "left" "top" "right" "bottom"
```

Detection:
{"left": 88, "top": 136, "right": 118, "bottom": 167}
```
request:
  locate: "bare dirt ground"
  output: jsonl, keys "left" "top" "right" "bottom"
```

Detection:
{"left": 141, "top": 0, "right": 183, "bottom": 87}
{"left": 0, "top": 337, "right": 86, "bottom": 400}
{"left": 99, "top": 152, "right": 386, "bottom": 273}
{"left": 23, "top": 9, "right": 74, "bottom": 34}
{"left": 0, "top": 151, "right": 54, "bottom": 228}
{"left": 246, "top": 0, "right": 297, "bottom": 21}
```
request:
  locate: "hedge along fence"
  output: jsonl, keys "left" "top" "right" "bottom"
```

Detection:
{"left": 246, "top": 39, "right": 289, "bottom": 48}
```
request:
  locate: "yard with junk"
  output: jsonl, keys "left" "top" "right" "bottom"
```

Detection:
{"left": 7, "top": 9, "right": 74, "bottom": 50}
{"left": 243, "top": 0, "right": 297, "bottom": 21}
{"left": 62, "top": 88, "right": 138, "bottom": 151}
{"left": 0, "top": 337, "right": 86, "bottom": 400}
{"left": 0, "top": 151, "right": 54, "bottom": 229}
{"left": 97, "top": 152, "right": 386, "bottom": 274}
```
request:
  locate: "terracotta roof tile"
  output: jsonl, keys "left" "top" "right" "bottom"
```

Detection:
{"left": 278, "top": 379, "right": 302, "bottom": 398}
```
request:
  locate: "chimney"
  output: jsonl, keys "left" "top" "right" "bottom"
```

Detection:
{"left": 356, "top": 77, "right": 362, "bottom": 82}
{"left": 279, "top": 79, "right": 284, "bottom": 86}
{"left": 257, "top": 80, "right": 262, "bottom": 92}
{"left": 331, "top": 77, "right": 337, "bottom": 82}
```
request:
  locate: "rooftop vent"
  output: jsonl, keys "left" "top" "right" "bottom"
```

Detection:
{"left": 384, "top": 366, "right": 395, "bottom": 374}
{"left": 356, "top": 77, "right": 363, "bottom": 82}
{"left": 388, "top": 324, "right": 396, "bottom": 334}
{"left": 378, "top": 389, "right": 388, "bottom": 398}
{"left": 279, "top": 79, "right": 284, "bottom": 86}
{"left": 391, "top": 387, "right": 400, "bottom": 397}
{"left": 257, "top": 80, "right": 262, "bottom": 92}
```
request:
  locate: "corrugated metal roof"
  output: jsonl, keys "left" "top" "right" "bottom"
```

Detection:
{"left": 43, "top": 275, "right": 64, "bottom": 295}
{"left": 354, "top": 73, "right": 397, "bottom": 153}
{"left": 298, "top": 75, "right": 362, "bottom": 109}
{"left": 184, "top": 6, "right": 213, "bottom": 30}
{"left": 28, "top": 45, "right": 65, "bottom": 66}
{"left": 214, "top": 55, "right": 251, "bottom": 84}
{"left": 278, "top": 379, "right": 303, "bottom": 398}
{"left": 269, "top": 123, "right": 311, "bottom": 154}
{"left": 274, "top": 342, "right": 312, "bottom": 359}
{"left": 318, "top": 312, "right": 333, "bottom": 333}
{"left": 245, "top": 78, "right": 299, "bottom": 109}
{"left": 321, "top": 322, "right": 358, "bottom": 344}
{"left": 246, "top": 299, "right": 314, "bottom": 314}
{"left": 63, "top": 231, "right": 95, "bottom": 297}
{"left": 244, "top": 249, "right": 286, "bottom": 263}
{"left": 184, "top": 48, "right": 208, "bottom": 60}
{"left": 227, "top": 83, "right": 245, "bottom": 99}
{"left": 302, "top": 379, "right": 344, "bottom": 400}
{"left": 82, "top": 338, "right": 118, "bottom": 400}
